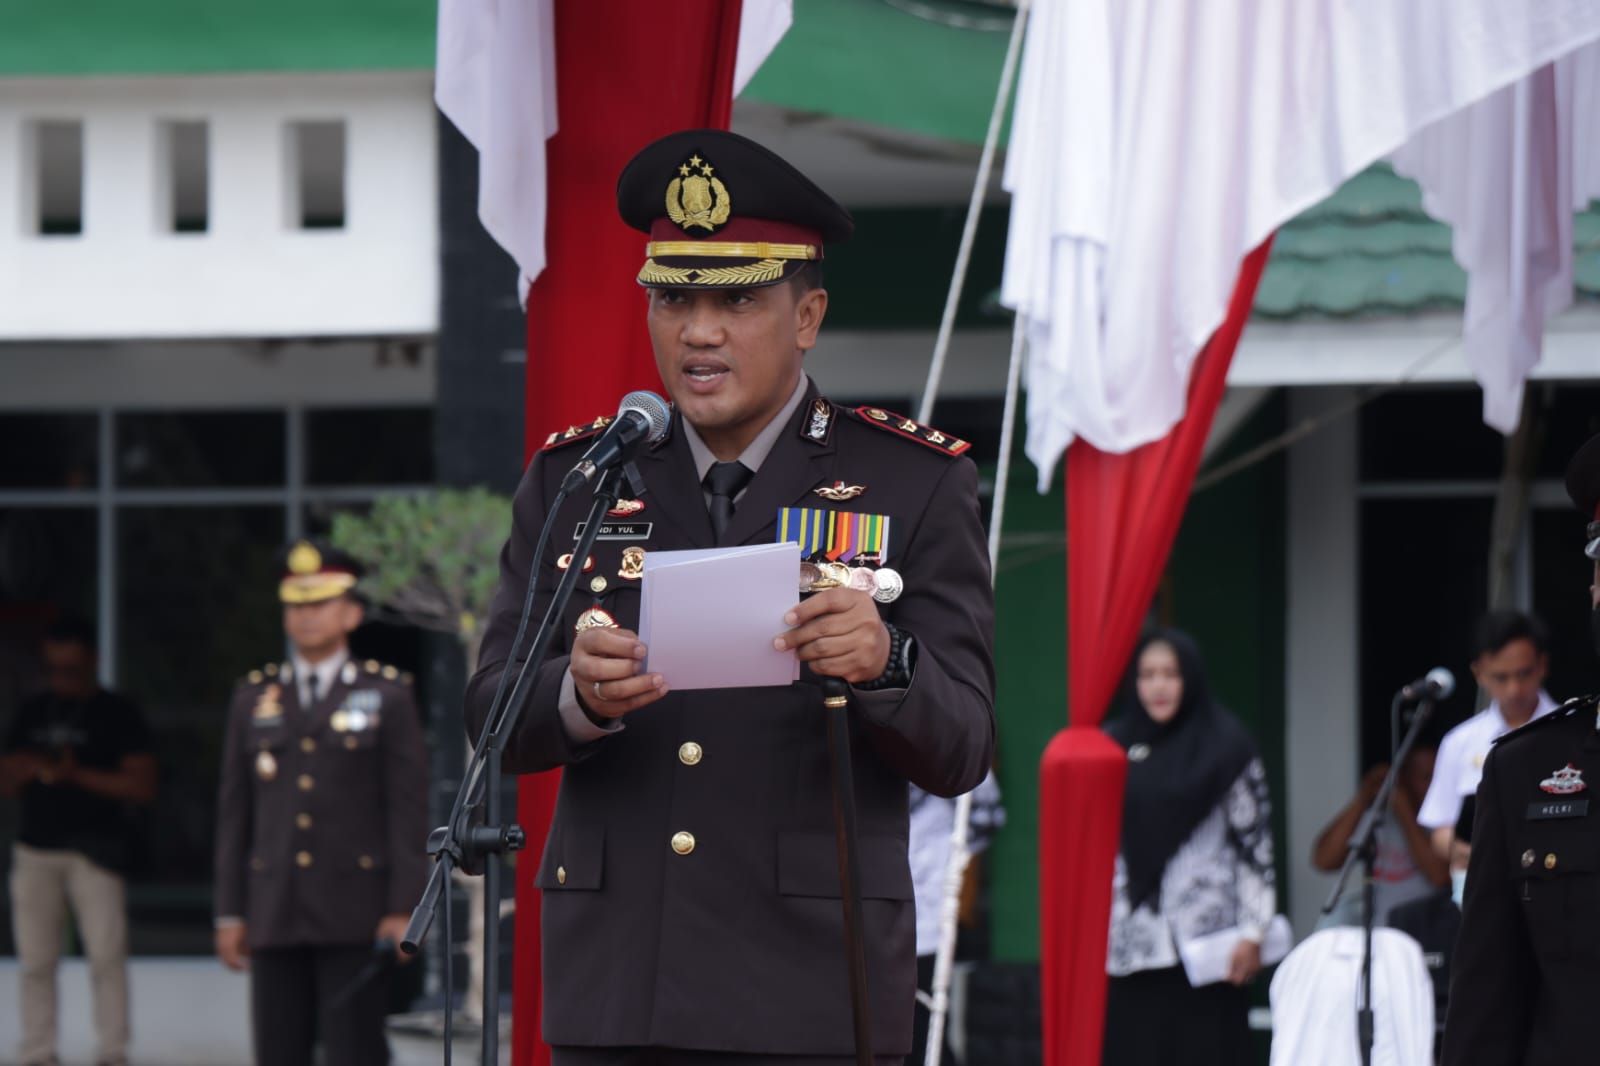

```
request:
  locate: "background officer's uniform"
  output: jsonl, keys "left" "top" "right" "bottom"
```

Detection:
{"left": 466, "top": 130, "right": 996, "bottom": 1062}
{"left": 213, "top": 542, "right": 429, "bottom": 1066}
{"left": 1441, "top": 433, "right": 1600, "bottom": 1066}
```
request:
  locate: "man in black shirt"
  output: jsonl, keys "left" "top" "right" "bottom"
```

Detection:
{"left": 0, "top": 616, "right": 156, "bottom": 1066}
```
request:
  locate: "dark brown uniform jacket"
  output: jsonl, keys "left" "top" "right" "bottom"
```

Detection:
{"left": 214, "top": 659, "right": 430, "bottom": 948}
{"left": 465, "top": 385, "right": 997, "bottom": 1057}
{"left": 1442, "top": 693, "right": 1600, "bottom": 1066}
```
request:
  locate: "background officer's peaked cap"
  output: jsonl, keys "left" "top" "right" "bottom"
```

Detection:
{"left": 1566, "top": 432, "right": 1600, "bottom": 560}
{"left": 277, "top": 538, "right": 364, "bottom": 604}
{"left": 617, "top": 128, "right": 854, "bottom": 290}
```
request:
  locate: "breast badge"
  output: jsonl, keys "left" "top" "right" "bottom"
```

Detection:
{"left": 619, "top": 546, "right": 646, "bottom": 581}
{"left": 608, "top": 499, "right": 646, "bottom": 518}
{"left": 256, "top": 749, "right": 278, "bottom": 782}
{"left": 1540, "top": 764, "right": 1587, "bottom": 795}
{"left": 252, "top": 684, "right": 284, "bottom": 723}
{"left": 575, "top": 607, "right": 620, "bottom": 634}
{"left": 814, "top": 481, "right": 866, "bottom": 501}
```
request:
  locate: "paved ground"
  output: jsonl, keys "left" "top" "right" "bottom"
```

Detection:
{"left": 0, "top": 958, "right": 509, "bottom": 1065}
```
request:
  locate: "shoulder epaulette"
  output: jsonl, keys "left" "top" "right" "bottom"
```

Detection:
{"left": 849, "top": 406, "right": 971, "bottom": 457}
{"left": 242, "top": 661, "right": 282, "bottom": 687}
{"left": 1493, "top": 694, "right": 1600, "bottom": 748}
{"left": 361, "top": 659, "right": 410, "bottom": 685}
{"left": 541, "top": 414, "right": 614, "bottom": 451}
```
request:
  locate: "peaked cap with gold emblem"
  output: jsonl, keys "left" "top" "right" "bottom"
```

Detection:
{"left": 617, "top": 128, "right": 854, "bottom": 290}
{"left": 277, "top": 538, "right": 364, "bottom": 605}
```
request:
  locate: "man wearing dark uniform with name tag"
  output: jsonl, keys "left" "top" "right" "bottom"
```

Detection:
{"left": 1441, "top": 432, "right": 1600, "bottom": 1066}
{"left": 213, "top": 540, "right": 429, "bottom": 1066}
{"left": 467, "top": 129, "right": 996, "bottom": 1064}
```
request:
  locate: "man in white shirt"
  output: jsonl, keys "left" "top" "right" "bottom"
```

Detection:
{"left": 1416, "top": 610, "right": 1556, "bottom": 863}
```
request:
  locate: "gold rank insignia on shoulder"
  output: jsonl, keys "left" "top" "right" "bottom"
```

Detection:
{"left": 247, "top": 669, "right": 264, "bottom": 685}
{"left": 853, "top": 406, "right": 971, "bottom": 456}
{"left": 541, "top": 415, "right": 614, "bottom": 451}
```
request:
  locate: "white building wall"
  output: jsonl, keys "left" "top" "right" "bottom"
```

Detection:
{"left": 1284, "top": 386, "right": 1362, "bottom": 935}
{"left": 0, "top": 73, "right": 437, "bottom": 340}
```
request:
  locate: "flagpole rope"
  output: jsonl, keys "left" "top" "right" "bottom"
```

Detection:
{"left": 915, "top": 0, "right": 1031, "bottom": 427}
{"left": 918, "top": 5, "right": 1031, "bottom": 1065}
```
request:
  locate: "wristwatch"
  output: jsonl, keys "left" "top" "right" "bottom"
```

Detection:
{"left": 856, "top": 623, "right": 916, "bottom": 691}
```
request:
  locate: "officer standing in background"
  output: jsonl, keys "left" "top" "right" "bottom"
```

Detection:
{"left": 467, "top": 129, "right": 996, "bottom": 1064}
{"left": 1441, "top": 432, "right": 1600, "bottom": 1066}
{"left": 213, "top": 540, "right": 429, "bottom": 1066}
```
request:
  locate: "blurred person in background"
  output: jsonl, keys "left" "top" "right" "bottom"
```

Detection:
{"left": 1312, "top": 744, "right": 1448, "bottom": 927}
{"left": 1102, "top": 628, "right": 1276, "bottom": 1066}
{"left": 212, "top": 540, "right": 428, "bottom": 1066}
{"left": 0, "top": 615, "right": 156, "bottom": 1066}
{"left": 1416, "top": 610, "right": 1558, "bottom": 865}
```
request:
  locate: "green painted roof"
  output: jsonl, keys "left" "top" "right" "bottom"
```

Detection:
{"left": 1255, "top": 164, "right": 1600, "bottom": 318}
{"left": 739, "top": 0, "right": 1014, "bottom": 145}
{"left": 0, "top": 0, "right": 436, "bottom": 76}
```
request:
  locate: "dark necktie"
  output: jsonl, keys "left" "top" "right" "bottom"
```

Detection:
{"left": 307, "top": 672, "right": 322, "bottom": 706}
{"left": 704, "top": 461, "right": 754, "bottom": 541}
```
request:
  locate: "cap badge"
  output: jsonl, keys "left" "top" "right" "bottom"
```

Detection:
{"left": 288, "top": 541, "right": 322, "bottom": 575}
{"left": 1540, "top": 763, "right": 1587, "bottom": 795}
{"left": 814, "top": 481, "right": 866, "bottom": 501}
{"left": 666, "top": 153, "right": 731, "bottom": 234}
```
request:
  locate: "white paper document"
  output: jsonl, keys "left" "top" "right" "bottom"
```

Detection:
{"left": 1175, "top": 915, "right": 1293, "bottom": 987}
{"left": 638, "top": 542, "right": 801, "bottom": 690}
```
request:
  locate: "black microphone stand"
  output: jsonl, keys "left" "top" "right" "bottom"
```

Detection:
{"left": 401, "top": 462, "right": 633, "bottom": 1066}
{"left": 1323, "top": 688, "right": 1438, "bottom": 1066}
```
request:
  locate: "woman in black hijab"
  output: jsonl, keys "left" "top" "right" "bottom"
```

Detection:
{"left": 1101, "top": 628, "right": 1276, "bottom": 1066}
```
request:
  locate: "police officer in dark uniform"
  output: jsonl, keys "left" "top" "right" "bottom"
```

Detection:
{"left": 214, "top": 539, "right": 429, "bottom": 1066}
{"left": 1441, "top": 432, "right": 1600, "bottom": 1066}
{"left": 466, "top": 129, "right": 996, "bottom": 1064}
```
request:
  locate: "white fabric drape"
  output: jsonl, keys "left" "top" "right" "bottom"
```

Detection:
{"left": 1001, "top": 0, "right": 1600, "bottom": 482}
{"left": 1268, "top": 927, "right": 1435, "bottom": 1066}
{"left": 435, "top": 0, "right": 792, "bottom": 293}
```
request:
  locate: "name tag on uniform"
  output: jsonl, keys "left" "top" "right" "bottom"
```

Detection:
{"left": 574, "top": 521, "right": 653, "bottom": 541}
{"left": 1527, "top": 800, "right": 1589, "bottom": 820}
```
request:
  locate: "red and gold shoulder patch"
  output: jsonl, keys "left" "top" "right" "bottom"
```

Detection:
{"left": 541, "top": 414, "right": 614, "bottom": 451}
{"left": 852, "top": 407, "right": 971, "bottom": 457}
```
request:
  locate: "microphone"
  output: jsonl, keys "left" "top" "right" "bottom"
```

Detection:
{"left": 1400, "top": 667, "right": 1455, "bottom": 702}
{"left": 559, "top": 390, "right": 671, "bottom": 493}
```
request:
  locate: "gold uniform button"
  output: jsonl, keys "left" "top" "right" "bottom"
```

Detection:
{"left": 1545, "top": 853, "right": 1558, "bottom": 870}
{"left": 297, "top": 774, "right": 314, "bottom": 792}
{"left": 557, "top": 866, "right": 567, "bottom": 885}
{"left": 344, "top": 736, "right": 359, "bottom": 751}
{"left": 295, "top": 851, "right": 313, "bottom": 868}
{"left": 357, "top": 855, "right": 375, "bottom": 871}
{"left": 300, "top": 737, "right": 316, "bottom": 753}
{"left": 1522, "top": 849, "right": 1536, "bottom": 868}
{"left": 670, "top": 831, "right": 696, "bottom": 856}
{"left": 296, "top": 813, "right": 313, "bottom": 831}
{"left": 678, "top": 742, "right": 703, "bottom": 766}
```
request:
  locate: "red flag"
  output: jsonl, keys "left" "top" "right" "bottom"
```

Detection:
{"left": 514, "top": 4, "right": 745, "bottom": 1063}
{"left": 1041, "top": 238, "right": 1273, "bottom": 1066}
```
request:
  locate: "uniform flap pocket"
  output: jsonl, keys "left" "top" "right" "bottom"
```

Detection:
{"left": 777, "top": 831, "right": 913, "bottom": 901}
{"left": 536, "top": 823, "right": 604, "bottom": 891}
{"left": 1510, "top": 832, "right": 1599, "bottom": 879}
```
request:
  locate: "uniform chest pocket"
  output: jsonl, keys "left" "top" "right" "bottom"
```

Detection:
{"left": 1512, "top": 828, "right": 1600, "bottom": 959}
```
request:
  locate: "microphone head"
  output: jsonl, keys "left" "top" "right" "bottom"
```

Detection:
{"left": 620, "top": 390, "right": 671, "bottom": 443}
{"left": 1425, "top": 667, "right": 1455, "bottom": 698}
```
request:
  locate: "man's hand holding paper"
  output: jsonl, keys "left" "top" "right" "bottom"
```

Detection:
{"left": 775, "top": 588, "right": 890, "bottom": 684}
{"left": 570, "top": 627, "right": 667, "bottom": 719}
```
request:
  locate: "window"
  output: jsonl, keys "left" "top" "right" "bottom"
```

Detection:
{"left": 31, "top": 120, "right": 84, "bottom": 236}
{"left": 117, "top": 411, "right": 286, "bottom": 488}
{"left": 162, "top": 120, "right": 209, "bottom": 234}
{"left": 289, "top": 120, "right": 347, "bottom": 230}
